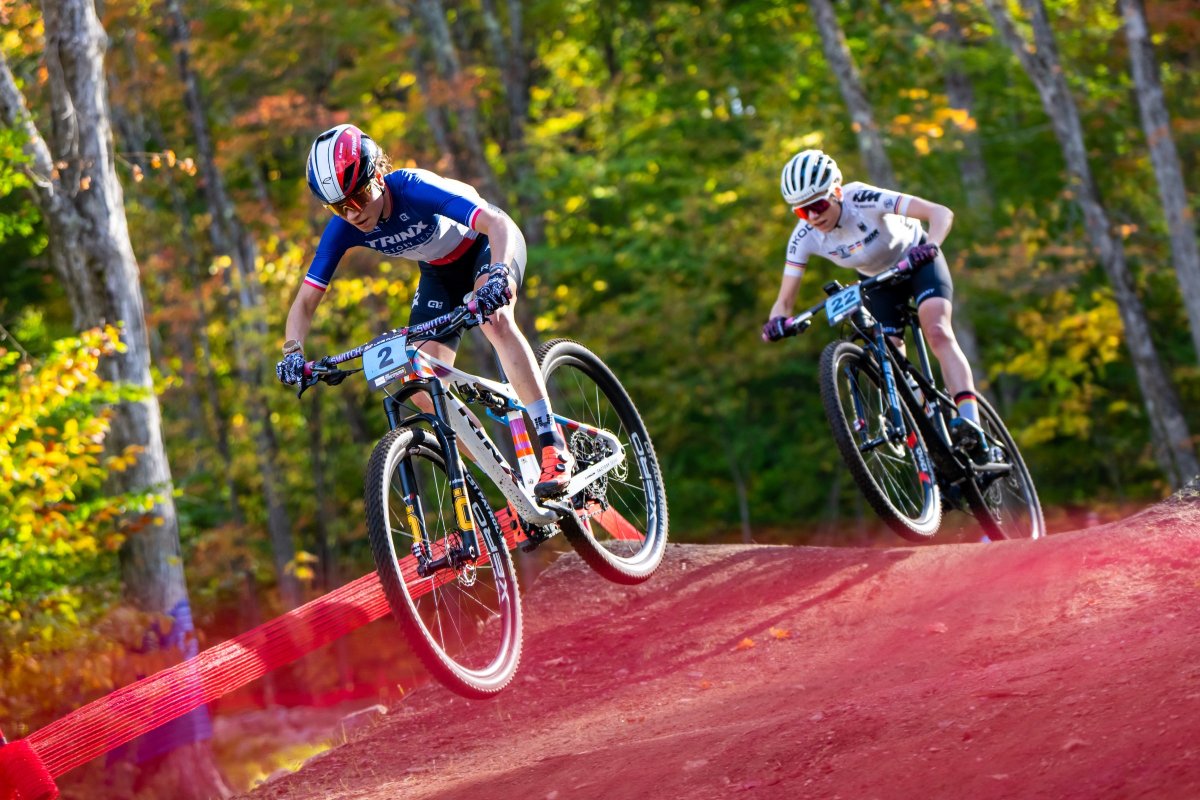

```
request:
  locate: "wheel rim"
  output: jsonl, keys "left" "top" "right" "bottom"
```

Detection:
{"left": 382, "top": 442, "right": 519, "bottom": 686}
{"left": 544, "top": 356, "right": 662, "bottom": 569}
{"left": 835, "top": 357, "right": 937, "bottom": 528}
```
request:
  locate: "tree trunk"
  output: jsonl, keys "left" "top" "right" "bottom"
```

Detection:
{"left": 391, "top": 9, "right": 460, "bottom": 173}
{"left": 985, "top": 0, "right": 1199, "bottom": 487}
{"left": 410, "top": 0, "right": 503, "bottom": 201}
{"left": 932, "top": 0, "right": 989, "bottom": 376}
{"left": 725, "top": 450, "right": 752, "bottom": 544}
{"left": 164, "top": 0, "right": 302, "bottom": 609}
{"left": 0, "top": 2, "right": 229, "bottom": 796}
{"left": 934, "top": 0, "right": 993, "bottom": 221}
{"left": 1120, "top": 0, "right": 1200, "bottom": 362}
{"left": 108, "top": 29, "right": 244, "bottom": 519}
{"left": 808, "top": 0, "right": 895, "bottom": 186}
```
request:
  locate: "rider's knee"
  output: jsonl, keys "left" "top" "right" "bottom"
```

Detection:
{"left": 482, "top": 308, "right": 521, "bottom": 341}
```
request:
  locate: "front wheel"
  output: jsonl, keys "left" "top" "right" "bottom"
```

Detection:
{"left": 365, "top": 427, "right": 522, "bottom": 698}
{"left": 536, "top": 338, "right": 669, "bottom": 584}
{"left": 967, "top": 395, "right": 1045, "bottom": 540}
{"left": 820, "top": 340, "right": 942, "bottom": 542}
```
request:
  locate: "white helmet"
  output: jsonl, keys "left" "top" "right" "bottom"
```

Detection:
{"left": 780, "top": 149, "right": 841, "bottom": 206}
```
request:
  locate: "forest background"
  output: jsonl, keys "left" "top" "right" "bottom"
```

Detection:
{"left": 1, "top": 0, "right": 1199, "bottom": 789}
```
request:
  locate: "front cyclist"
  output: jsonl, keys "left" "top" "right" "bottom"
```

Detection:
{"left": 276, "top": 123, "right": 573, "bottom": 496}
{"left": 761, "top": 148, "right": 988, "bottom": 456}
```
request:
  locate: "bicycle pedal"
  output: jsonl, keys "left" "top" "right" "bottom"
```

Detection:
{"left": 537, "top": 498, "right": 574, "bottom": 517}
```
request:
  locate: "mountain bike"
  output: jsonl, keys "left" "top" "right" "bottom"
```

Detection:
{"left": 779, "top": 257, "right": 1044, "bottom": 543}
{"left": 296, "top": 301, "right": 668, "bottom": 698}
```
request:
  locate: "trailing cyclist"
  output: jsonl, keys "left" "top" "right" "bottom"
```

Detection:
{"left": 275, "top": 123, "right": 574, "bottom": 497}
{"left": 761, "top": 148, "right": 988, "bottom": 459}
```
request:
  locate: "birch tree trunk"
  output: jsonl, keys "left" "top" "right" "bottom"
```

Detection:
{"left": 808, "top": 0, "right": 895, "bottom": 186}
{"left": 164, "top": 0, "right": 302, "bottom": 609}
{"left": 985, "top": 0, "right": 1198, "bottom": 487}
{"left": 1120, "top": 0, "right": 1200, "bottom": 362}
{"left": 0, "top": 2, "right": 228, "bottom": 796}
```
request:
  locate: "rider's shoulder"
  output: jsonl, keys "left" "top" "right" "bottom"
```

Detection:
{"left": 841, "top": 181, "right": 904, "bottom": 211}
{"left": 392, "top": 168, "right": 482, "bottom": 203}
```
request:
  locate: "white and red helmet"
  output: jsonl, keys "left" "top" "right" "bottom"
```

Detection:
{"left": 306, "top": 124, "right": 381, "bottom": 204}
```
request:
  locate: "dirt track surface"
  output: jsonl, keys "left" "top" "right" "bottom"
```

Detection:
{"left": 243, "top": 487, "right": 1200, "bottom": 800}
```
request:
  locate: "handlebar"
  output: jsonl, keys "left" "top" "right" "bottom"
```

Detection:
{"left": 781, "top": 256, "right": 914, "bottom": 338}
{"left": 296, "top": 302, "right": 487, "bottom": 397}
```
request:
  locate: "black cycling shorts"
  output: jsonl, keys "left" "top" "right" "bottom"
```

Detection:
{"left": 858, "top": 252, "right": 953, "bottom": 337}
{"left": 408, "top": 236, "right": 527, "bottom": 348}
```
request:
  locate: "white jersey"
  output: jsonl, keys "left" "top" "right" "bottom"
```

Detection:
{"left": 785, "top": 181, "right": 923, "bottom": 276}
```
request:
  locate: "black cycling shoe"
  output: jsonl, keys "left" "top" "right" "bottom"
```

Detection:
{"left": 949, "top": 417, "right": 991, "bottom": 465}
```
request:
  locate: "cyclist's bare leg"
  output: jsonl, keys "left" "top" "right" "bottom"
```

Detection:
{"left": 474, "top": 290, "right": 550, "bottom": 405}
{"left": 917, "top": 297, "right": 976, "bottom": 399}
{"left": 475, "top": 273, "right": 573, "bottom": 490}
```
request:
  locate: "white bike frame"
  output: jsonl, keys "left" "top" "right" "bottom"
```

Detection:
{"left": 403, "top": 351, "right": 626, "bottom": 526}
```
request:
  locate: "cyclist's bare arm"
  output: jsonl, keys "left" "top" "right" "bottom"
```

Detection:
{"left": 472, "top": 203, "right": 524, "bottom": 277}
{"left": 770, "top": 270, "right": 805, "bottom": 319}
{"left": 284, "top": 283, "right": 324, "bottom": 350}
{"left": 902, "top": 195, "right": 954, "bottom": 247}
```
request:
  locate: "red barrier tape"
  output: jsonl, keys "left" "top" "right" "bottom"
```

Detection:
{"left": 0, "top": 509, "right": 529, "bottom": 797}
{"left": 0, "top": 739, "right": 56, "bottom": 800}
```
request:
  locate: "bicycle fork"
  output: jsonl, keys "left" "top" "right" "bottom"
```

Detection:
{"left": 385, "top": 385, "right": 482, "bottom": 577}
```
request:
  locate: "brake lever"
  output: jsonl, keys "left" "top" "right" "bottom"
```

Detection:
{"left": 296, "top": 373, "right": 320, "bottom": 398}
{"left": 324, "top": 369, "right": 353, "bottom": 386}
{"left": 296, "top": 356, "right": 337, "bottom": 398}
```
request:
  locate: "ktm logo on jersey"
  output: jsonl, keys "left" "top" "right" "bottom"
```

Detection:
{"left": 852, "top": 190, "right": 882, "bottom": 203}
{"left": 367, "top": 222, "right": 430, "bottom": 249}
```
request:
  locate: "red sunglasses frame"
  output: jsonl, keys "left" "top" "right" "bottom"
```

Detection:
{"left": 792, "top": 195, "right": 834, "bottom": 220}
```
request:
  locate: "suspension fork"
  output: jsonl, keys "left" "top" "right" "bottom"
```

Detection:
{"left": 383, "top": 382, "right": 482, "bottom": 572}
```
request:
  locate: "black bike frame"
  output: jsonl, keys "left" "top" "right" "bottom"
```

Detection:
{"left": 811, "top": 272, "right": 972, "bottom": 487}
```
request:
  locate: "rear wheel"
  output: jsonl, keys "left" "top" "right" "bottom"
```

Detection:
{"left": 967, "top": 395, "right": 1045, "bottom": 540}
{"left": 365, "top": 427, "right": 522, "bottom": 698}
{"left": 536, "top": 338, "right": 669, "bottom": 584}
{"left": 820, "top": 340, "right": 941, "bottom": 541}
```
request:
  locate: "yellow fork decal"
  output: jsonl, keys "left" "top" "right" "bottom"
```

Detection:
{"left": 452, "top": 487, "right": 475, "bottom": 532}
{"left": 405, "top": 503, "right": 423, "bottom": 543}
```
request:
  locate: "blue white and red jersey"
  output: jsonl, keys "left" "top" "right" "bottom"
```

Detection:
{"left": 784, "top": 181, "right": 923, "bottom": 277}
{"left": 304, "top": 169, "right": 486, "bottom": 292}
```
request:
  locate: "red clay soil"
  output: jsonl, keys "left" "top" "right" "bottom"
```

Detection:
{"left": 242, "top": 486, "right": 1200, "bottom": 800}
